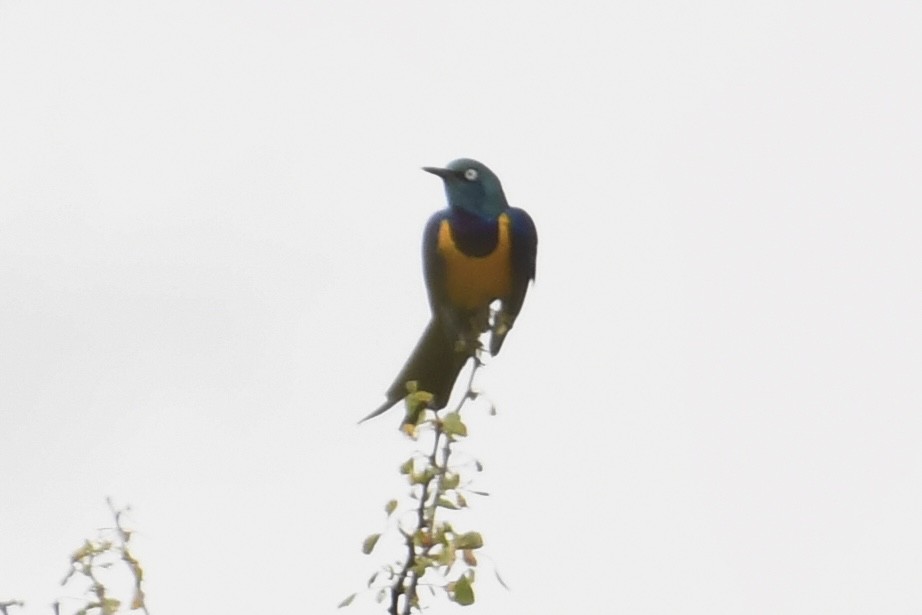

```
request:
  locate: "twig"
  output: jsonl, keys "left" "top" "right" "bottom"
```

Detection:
{"left": 388, "top": 357, "right": 482, "bottom": 614}
{"left": 0, "top": 600, "right": 24, "bottom": 615}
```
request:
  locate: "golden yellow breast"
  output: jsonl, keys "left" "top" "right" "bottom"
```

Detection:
{"left": 437, "top": 213, "right": 513, "bottom": 311}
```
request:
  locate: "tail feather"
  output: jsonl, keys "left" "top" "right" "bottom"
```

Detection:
{"left": 360, "top": 318, "right": 470, "bottom": 424}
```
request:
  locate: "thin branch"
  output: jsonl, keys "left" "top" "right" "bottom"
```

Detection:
{"left": 0, "top": 600, "right": 24, "bottom": 615}
{"left": 387, "top": 357, "right": 482, "bottom": 614}
{"left": 107, "top": 499, "right": 149, "bottom": 615}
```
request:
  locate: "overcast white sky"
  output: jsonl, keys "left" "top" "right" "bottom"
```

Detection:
{"left": 2, "top": 1, "right": 921, "bottom": 613}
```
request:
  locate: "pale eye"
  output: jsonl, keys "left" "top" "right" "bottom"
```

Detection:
{"left": 464, "top": 168, "right": 479, "bottom": 181}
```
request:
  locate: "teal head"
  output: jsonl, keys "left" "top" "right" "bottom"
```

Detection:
{"left": 423, "top": 158, "right": 509, "bottom": 218}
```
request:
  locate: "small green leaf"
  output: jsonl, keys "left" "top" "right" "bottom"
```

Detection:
{"left": 456, "top": 493, "right": 468, "bottom": 508}
{"left": 367, "top": 570, "right": 379, "bottom": 587}
{"left": 337, "top": 593, "right": 357, "bottom": 608}
{"left": 399, "top": 458, "right": 414, "bottom": 474}
{"left": 411, "top": 555, "right": 433, "bottom": 576}
{"left": 436, "top": 543, "right": 456, "bottom": 566}
{"left": 71, "top": 540, "right": 95, "bottom": 562}
{"left": 384, "top": 499, "right": 398, "bottom": 516}
{"left": 452, "top": 574, "right": 475, "bottom": 606}
{"left": 406, "top": 388, "right": 434, "bottom": 423}
{"left": 411, "top": 468, "right": 435, "bottom": 485}
{"left": 102, "top": 598, "right": 121, "bottom": 615}
{"left": 362, "top": 533, "right": 380, "bottom": 554}
{"left": 437, "top": 497, "right": 459, "bottom": 510}
{"left": 442, "top": 472, "right": 460, "bottom": 490}
{"left": 413, "top": 529, "right": 432, "bottom": 547}
{"left": 454, "top": 531, "right": 483, "bottom": 550}
{"left": 441, "top": 412, "right": 468, "bottom": 437}
{"left": 430, "top": 525, "right": 444, "bottom": 545}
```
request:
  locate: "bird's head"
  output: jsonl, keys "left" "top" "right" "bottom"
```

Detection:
{"left": 423, "top": 158, "right": 508, "bottom": 218}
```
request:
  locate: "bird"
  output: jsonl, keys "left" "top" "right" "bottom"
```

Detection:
{"left": 360, "top": 158, "right": 537, "bottom": 424}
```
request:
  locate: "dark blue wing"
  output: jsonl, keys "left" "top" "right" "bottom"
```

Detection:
{"left": 422, "top": 209, "right": 450, "bottom": 315}
{"left": 491, "top": 207, "right": 537, "bottom": 354}
{"left": 506, "top": 207, "right": 537, "bottom": 318}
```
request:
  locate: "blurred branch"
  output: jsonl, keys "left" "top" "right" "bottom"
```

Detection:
{"left": 0, "top": 600, "right": 24, "bottom": 615}
{"left": 108, "top": 500, "right": 149, "bottom": 615}
{"left": 59, "top": 500, "right": 150, "bottom": 615}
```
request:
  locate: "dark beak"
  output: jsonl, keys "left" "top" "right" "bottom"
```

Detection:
{"left": 422, "top": 166, "right": 454, "bottom": 179}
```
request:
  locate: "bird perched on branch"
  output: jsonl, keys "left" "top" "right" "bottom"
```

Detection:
{"left": 360, "top": 158, "right": 537, "bottom": 424}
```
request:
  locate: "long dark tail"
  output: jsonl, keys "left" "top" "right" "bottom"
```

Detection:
{"left": 360, "top": 318, "right": 470, "bottom": 424}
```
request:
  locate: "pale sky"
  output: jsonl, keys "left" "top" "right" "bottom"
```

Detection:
{"left": 2, "top": 2, "right": 921, "bottom": 614}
